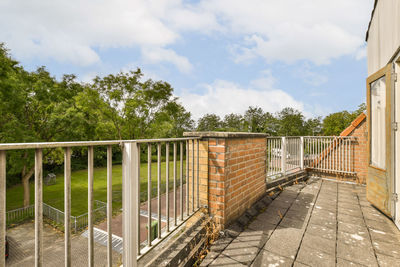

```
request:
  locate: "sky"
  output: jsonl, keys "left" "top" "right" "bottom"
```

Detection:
{"left": 0, "top": 0, "right": 375, "bottom": 120}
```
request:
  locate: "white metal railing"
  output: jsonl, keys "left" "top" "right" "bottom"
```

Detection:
{"left": 267, "top": 136, "right": 356, "bottom": 180}
{"left": 7, "top": 200, "right": 107, "bottom": 232}
{"left": 6, "top": 205, "right": 35, "bottom": 225}
{"left": 0, "top": 137, "right": 202, "bottom": 267}
{"left": 304, "top": 136, "right": 356, "bottom": 174}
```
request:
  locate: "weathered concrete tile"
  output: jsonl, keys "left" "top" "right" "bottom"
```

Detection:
{"left": 247, "top": 219, "right": 276, "bottom": 236}
{"left": 369, "top": 228, "right": 400, "bottom": 244}
{"left": 337, "top": 202, "right": 360, "bottom": 210}
{"left": 268, "top": 198, "right": 293, "bottom": 210}
{"left": 279, "top": 217, "right": 308, "bottom": 230}
{"left": 296, "top": 245, "right": 335, "bottom": 267}
{"left": 337, "top": 231, "right": 372, "bottom": 248}
{"left": 365, "top": 218, "right": 399, "bottom": 234}
{"left": 337, "top": 213, "right": 365, "bottom": 226}
{"left": 376, "top": 253, "right": 400, "bottom": 267}
{"left": 301, "top": 233, "right": 335, "bottom": 255}
{"left": 251, "top": 249, "right": 293, "bottom": 267}
{"left": 336, "top": 257, "right": 365, "bottom": 267}
{"left": 221, "top": 241, "right": 259, "bottom": 265}
{"left": 337, "top": 241, "right": 378, "bottom": 266}
{"left": 311, "top": 208, "right": 336, "bottom": 220}
{"left": 312, "top": 202, "right": 336, "bottom": 212}
{"left": 338, "top": 221, "right": 369, "bottom": 236}
{"left": 292, "top": 262, "right": 310, "bottom": 267}
{"left": 264, "top": 226, "right": 303, "bottom": 259}
{"left": 200, "top": 250, "right": 222, "bottom": 266}
{"left": 372, "top": 239, "right": 400, "bottom": 259}
{"left": 256, "top": 207, "right": 285, "bottom": 225}
{"left": 210, "top": 254, "right": 246, "bottom": 266}
{"left": 209, "top": 236, "right": 234, "bottom": 253}
{"left": 363, "top": 211, "right": 390, "bottom": 223}
{"left": 338, "top": 207, "right": 363, "bottom": 218}
{"left": 308, "top": 214, "right": 336, "bottom": 229}
{"left": 305, "top": 224, "right": 336, "bottom": 241}
{"left": 284, "top": 208, "right": 310, "bottom": 222}
{"left": 234, "top": 228, "right": 270, "bottom": 249}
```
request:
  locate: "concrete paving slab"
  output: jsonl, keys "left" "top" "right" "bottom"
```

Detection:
{"left": 308, "top": 214, "right": 336, "bottom": 229}
{"left": 369, "top": 228, "right": 400, "bottom": 244}
{"left": 336, "top": 257, "right": 365, "bottom": 267}
{"left": 337, "top": 231, "right": 372, "bottom": 248}
{"left": 337, "top": 213, "right": 365, "bottom": 225}
{"left": 204, "top": 179, "right": 400, "bottom": 267}
{"left": 251, "top": 249, "right": 293, "bottom": 267}
{"left": 300, "top": 233, "right": 336, "bottom": 255}
{"left": 210, "top": 254, "right": 246, "bottom": 266}
{"left": 371, "top": 239, "right": 400, "bottom": 258}
{"left": 305, "top": 224, "right": 336, "bottom": 241}
{"left": 247, "top": 219, "right": 276, "bottom": 236}
{"left": 337, "top": 241, "right": 378, "bottom": 266}
{"left": 220, "top": 240, "right": 260, "bottom": 265}
{"left": 263, "top": 226, "right": 304, "bottom": 259}
{"left": 338, "top": 221, "right": 369, "bottom": 237}
{"left": 279, "top": 217, "right": 308, "bottom": 230}
{"left": 376, "top": 253, "right": 400, "bottom": 267}
{"left": 296, "top": 245, "right": 335, "bottom": 267}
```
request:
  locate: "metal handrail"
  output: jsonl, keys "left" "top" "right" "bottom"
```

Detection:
{"left": 0, "top": 137, "right": 201, "bottom": 150}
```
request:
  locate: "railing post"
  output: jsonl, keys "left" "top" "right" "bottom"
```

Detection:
{"left": 281, "top": 137, "right": 286, "bottom": 175}
{"left": 300, "top": 137, "right": 304, "bottom": 170}
{"left": 122, "top": 142, "right": 138, "bottom": 267}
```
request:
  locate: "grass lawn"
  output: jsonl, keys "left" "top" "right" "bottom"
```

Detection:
{"left": 6, "top": 160, "right": 186, "bottom": 216}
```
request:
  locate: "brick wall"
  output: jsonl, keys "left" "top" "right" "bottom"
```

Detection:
{"left": 225, "top": 138, "right": 266, "bottom": 224}
{"left": 185, "top": 132, "right": 267, "bottom": 229}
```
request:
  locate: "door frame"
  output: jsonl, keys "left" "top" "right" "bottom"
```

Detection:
{"left": 366, "top": 64, "right": 393, "bottom": 216}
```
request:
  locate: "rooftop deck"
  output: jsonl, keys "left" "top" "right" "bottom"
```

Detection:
{"left": 201, "top": 178, "right": 400, "bottom": 266}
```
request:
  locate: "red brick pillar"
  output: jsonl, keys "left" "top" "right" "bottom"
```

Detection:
{"left": 184, "top": 132, "right": 267, "bottom": 229}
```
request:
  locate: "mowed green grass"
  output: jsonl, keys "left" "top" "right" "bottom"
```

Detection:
{"left": 6, "top": 160, "right": 186, "bottom": 216}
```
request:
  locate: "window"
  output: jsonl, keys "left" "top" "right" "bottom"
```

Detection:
{"left": 370, "top": 76, "right": 386, "bottom": 169}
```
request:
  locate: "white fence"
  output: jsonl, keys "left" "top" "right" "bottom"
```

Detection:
{"left": 0, "top": 137, "right": 202, "bottom": 267}
{"left": 267, "top": 136, "right": 356, "bottom": 180}
{"left": 6, "top": 200, "right": 107, "bottom": 233}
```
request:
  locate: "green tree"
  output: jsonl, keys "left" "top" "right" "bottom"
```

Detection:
{"left": 92, "top": 69, "right": 179, "bottom": 139}
{"left": 243, "top": 106, "right": 265, "bottom": 132}
{"left": 322, "top": 111, "right": 353, "bottom": 135}
{"left": 276, "top": 107, "right": 306, "bottom": 136}
{"left": 223, "top": 113, "right": 244, "bottom": 131}
{"left": 263, "top": 112, "right": 279, "bottom": 136}
{"left": 304, "top": 117, "right": 322, "bottom": 136}
{"left": 197, "top": 114, "right": 223, "bottom": 131}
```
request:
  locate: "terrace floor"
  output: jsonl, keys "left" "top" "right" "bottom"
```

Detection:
{"left": 201, "top": 178, "right": 400, "bottom": 266}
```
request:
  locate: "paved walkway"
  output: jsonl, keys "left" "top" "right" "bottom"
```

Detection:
{"left": 6, "top": 223, "right": 121, "bottom": 266}
{"left": 202, "top": 178, "right": 400, "bottom": 266}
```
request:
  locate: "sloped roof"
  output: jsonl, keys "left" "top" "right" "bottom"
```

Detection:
{"left": 340, "top": 112, "right": 366, "bottom": 136}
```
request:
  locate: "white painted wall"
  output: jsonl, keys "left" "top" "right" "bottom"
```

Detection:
{"left": 367, "top": 0, "right": 400, "bottom": 75}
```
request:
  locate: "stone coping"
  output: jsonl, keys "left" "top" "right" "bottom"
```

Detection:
{"left": 183, "top": 131, "right": 268, "bottom": 138}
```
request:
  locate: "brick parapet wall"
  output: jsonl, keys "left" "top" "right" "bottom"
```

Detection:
{"left": 185, "top": 132, "right": 267, "bottom": 229}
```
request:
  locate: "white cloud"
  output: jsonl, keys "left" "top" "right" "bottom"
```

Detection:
{"left": 178, "top": 72, "right": 304, "bottom": 120}
{"left": 200, "top": 0, "right": 373, "bottom": 65}
{"left": 294, "top": 64, "right": 328, "bottom": 86}
{"left": 142, "top": 47, "right": 193, "bottom": 73}
{"left": 0, "top": 0, "right": 374, "bottom": 68}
